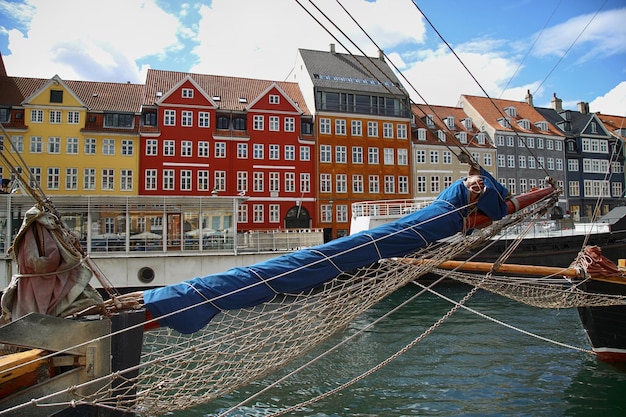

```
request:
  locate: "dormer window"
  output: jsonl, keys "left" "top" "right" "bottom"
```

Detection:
{"left": 437, "top": 130, "right": 446, "bottom": 142}
{"left": 497, "top": 117, "right": 511, "bottom": 128}
{"left": 417, "top": 128, "right": 426, "bottom": 141}
{"left": 445, "top": 116, "right": 455, "bottom": 129}
{"left": 462, "top": 118, "right": 472, "bottom": 130}
{"left": 476, "top": 132, "right": 486, "bottom": 145}
{"left": 504, "top": 106, "right": 517, "bottom": 118}
{"left": 456, "top": 132, "right": 467, "bottom": 144}
{"left": 535, "top": 121, "right": 548, "bottom": 131}
{"left": 182, "top": 88, "right": 194, "bottom": 98}
{"left": 425, "top": 114, "right": 435, "bottom": 127}
{"left": 517, "top": 119, "right": 531, "bottom": 130}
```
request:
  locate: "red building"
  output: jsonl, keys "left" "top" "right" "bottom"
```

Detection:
{"left": 139, "top": 70, "right": 316, "bottom": 231}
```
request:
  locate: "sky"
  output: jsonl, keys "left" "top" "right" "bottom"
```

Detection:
{"left": 0, "top": 0, "right": 625, "bottom": 116}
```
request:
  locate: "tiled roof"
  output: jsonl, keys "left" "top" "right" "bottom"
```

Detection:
{"left": 412, "top": 103, "right": 494, "bottom": 149}
{"left": 65, "top": 80, "right": 144, "bottom": 113}
{"left": 0, "top": 76, "right": 143, "bottom": 113}
{"left": 144, "top": 69, "right": 311, "bottom": 115}
{"left": 298, "top": 48, "right": 407, "bottom": 97}
{"left": 597, "top": 113, "right": 626, "bottom": 138}
{"left": 0, "top": 77, "right": 47, "bottom": 106}
{"left": 461, "top": 94, "right": 564, "bottom": 137}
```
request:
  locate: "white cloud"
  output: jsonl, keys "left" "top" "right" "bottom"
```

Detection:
{"left": 189, "top": 0, "right": 424, "bottom": 80}
{"left": 590, "top": 82, "right": 626, "bottom": 116}
{"left": 532, "top": 8, "right": 626, "bottom": 61}
{"left": 3, "top": 0, "right": 182, "bottom": 82}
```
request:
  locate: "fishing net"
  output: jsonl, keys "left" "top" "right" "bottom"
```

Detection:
{"left": 6, "top": 187, "right": 620, "bottom": 416}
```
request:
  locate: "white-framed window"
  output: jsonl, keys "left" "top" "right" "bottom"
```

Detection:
{"left": 198, "top": 170, "right": 209, "bottom": 191}
{"left": 253, "top": 204, "right": 264, "bottom": 223}
{"left": 284, "top": 145, "right": 295, "bottom": 160}
{"left": 253, "top": 144, "right": 264, "bottom": 159}
{"left": 182, "top": 88, "right": 194, "bottom": 98}
{"left": 416, "top": 150, "right": 426, "bottom": 164}
{"left": 145, "top": 169, "right": 157, "bottom": 190}
{"left": 237, "top": 171, "right": 248, "bottom": 193}
{"left": 181, "top": 141, "right": 192, "bottom": 157}
{"left": 103, "top": 139, "right": 115, "bottom": 155}
{"left": 417, "top": 176, "right": 426, "bottom": 193}
{"left": 237, "top": 143, "right": 248, "bottom": 159}
{"left": 269, "top": 172, "right": 280, "bottom": 192}
{"left": 368, "top": 147, "right": 379, "bottom": 164}
{"left": 121, "top": 140, "right": 134, "bottom": 156}
{"left": 66, "top": 137, "right": 79, "bottom": 154}
{"left": 384, "top": 148, "right": 394, "bottom": 165}
{"left": 383, "top": 123, "right": 393, "bottom": 138}
{"left": 198, "top": 141, "right": 209, "bottom": 157}
{"left": 320, "top": 173, "right": 332, "bottom": 193}
{"left": 497, "top": 154, "right": 505, "bottom": 167}
{"left": 253, "top": 172, "right": 264, "bottom": 192}
{"left": 417, "top": 128, "right": 427, "bottom": 141}
{"left": 199, "top": 112, "right": 210, "bottom": 127}
{"left": 182, "top": 111, "right": 193, "bottom": 127}
{"left": 335, "top": 146, "right": 346, "bottom": 163}
{"left": 430, "top": 150, "right": 439, "bottom": 164}
{"left": 269, "top": 204, "right": 280, "bottom": 223}
{"left": 67, "top": 111, "right": 80, "bottom": 124}
{"left": 300, "top": 173, "right": 310, "bottom": 193}
{"left": 238, "top": 204, "right": 248, "bottom": 223}
{"left": 321, "top": 204, "right": 332, "bottom": 223}
{"left": 214, "top": 142, "right": 226, "bottom": 158}
{"left": 83, "top": 168, "right": 96, "bottom": 190}
{"left": 284, "top": 117, "right": 295, "bottom": 132}
{"left": 164, "top": 110, "right": 176, "bottom": 126}
{"left": 49, "top": 110, "right": 62, "bottom": 124}
{"left": 385, "top": 175, "right": 395, "bottom": 194}
{"left": 351, "top": 120, "right": 362, "bottom": 136}
{"left": 31, "top": 109, "right": 43, "bottom": 123}
{"left": 214, "top": 171, "right": 226, "bottom": 191}
{"left": 121, "top": 169, "right": 133, "bottom": 191}
{"left": 429, "top": 175, "right": 439, "bottom": 194}
{"left": 320, "top": 145, "right": 332, "bottom": 163}
{"left": 65, "top": 168, "right": 78, "bottom": 190}
{"left": 101, "top": 168, "right": 115, "bottom": 190}
{"left": 269, "top": 116, "right": 280, "bottom": 131}
{"left": 518, "top": 155, "right": 526, "bottom": 168}
{"left": 397, "top": 124, "right": 407, "bottom": 139}
{"left": 398, "top": 176, "right": 409, "bottom": 194}
{"left": 369, "top": 175, "right": 379, "bottom": 193}
{"left": 336, "top": 205, "right": 348, "bottom": 223}
{"left": 146, "top": 139, "right": 158, "bottom": 156}
{"left": 30, "top": 136, "right": 42, "bottom": 153}
{"left": 47, "top": 167, "right": 60, "bottom": 189}
{"left": 253, "top": 115, "right": 264, "bottom": 130}
{"left": 269, "top": 94, "right": 280, "bottom": 104}
{"left": 269, "top": 144, "right": 280, "bottom": 160}
{"left": 352, "top": 146, "right": 363, "bottom": 164}
{"left": 164, "top": 140, "right": 175, "bottom": 156}
{"left": 48, "top": 137, "right": 60, "bottom": 154}
{"left": 398, "top": 148, "right": 408, "bottom": 165}
{"left": 300, "top": 146, "right": 310, "bottom": 161}
{"left": 336, "top": 174, "right": 347, "bottom": 193}
{"left": 180, "top": 170, "right": 192, "bottom": 191}
{"left": 163, "top": 170, "right": 175, "bottom": 190}
{"left": 352, "top": 174, "right": 364, "bottom": 193}
{"left": 285, "top": 172, "right": 295, "bottom": 192}
{"left": 368, "top": 121, "right": 378, "bottom": 137}
{"left": 569, "top": 181, "right": 580, "bottom": 197}
{"left": 507, "top": 155, "right": 515, "bottom": 168}
{"left": 335, "top": 119, "right": 346, "bottom": 135}
{"left": 320, "top": 118, "right": 331, "bottom": 134}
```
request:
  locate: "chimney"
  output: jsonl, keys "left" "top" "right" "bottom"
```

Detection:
{"left": 378, "top": 49, "right": 385, "bottom": 61}
{"left": 330, "top": 43, "right": 336, "bottom": 54}
{"left": 525, "top": 89, "right": 533, "bottom": 106}
{"left": 577, "top": 102, "right": 589, "bottom": 114}
{"left": 551, "top": 93, "right": 563, "bottom": 112}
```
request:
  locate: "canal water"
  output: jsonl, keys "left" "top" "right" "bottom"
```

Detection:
{"left": 170, "top": 283, "right": 626, "bottom": 417}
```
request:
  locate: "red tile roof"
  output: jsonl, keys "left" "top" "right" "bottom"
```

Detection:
{"left": 597, "top": 113, "right": 626, "bottom": 139}
{"left": 461, "top": 94, "right": 564, "bottom": 137}
{"left": 144, "top": 69, "right": 311, "bottom": 115}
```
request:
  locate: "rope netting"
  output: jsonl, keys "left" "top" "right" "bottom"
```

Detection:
{"left": 2, "top": 190, "right": 563, "bottom": 416}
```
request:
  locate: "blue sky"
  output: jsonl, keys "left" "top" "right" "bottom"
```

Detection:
{"left": 0, "top": 0, "right": 624, "bottom": 115}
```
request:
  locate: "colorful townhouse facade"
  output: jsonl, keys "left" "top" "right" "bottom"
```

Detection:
{"left": 291, "top": 46, "right": 413, "bottom": 240}
{"left": 0, "top": 72, "right": 143, "bottom": 196}
{"left": 139, "top": 69, "right": 316, "bottom": 233}
{"left": 538, "top": 97, "right": 625, "bottom": 221}
{"left": 411, "top": 103, "right": 497, "bottom": 202}
{"left": 459, "top": 93, "right": 569, "bottom": 219}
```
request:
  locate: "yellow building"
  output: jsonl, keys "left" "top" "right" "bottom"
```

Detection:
{"left": 0, "top": 74, "right": 142, "bottom": 195}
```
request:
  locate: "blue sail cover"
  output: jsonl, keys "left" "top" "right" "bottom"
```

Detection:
{"left": 144, "top": 169, "right": 509, "bottom": 334}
